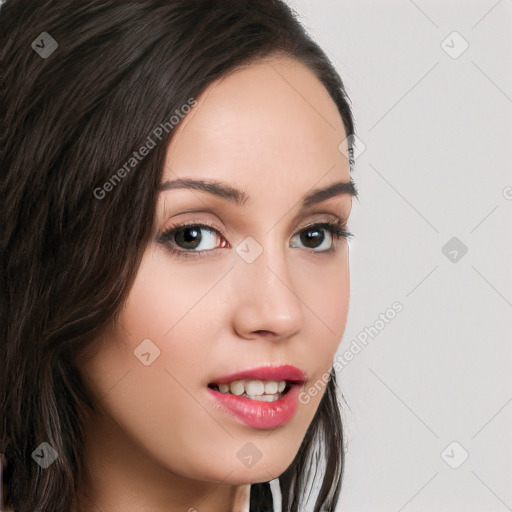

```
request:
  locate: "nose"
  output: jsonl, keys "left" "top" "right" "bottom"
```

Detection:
{"left": 231, "top": 240, "right": 305, "bottom": 341}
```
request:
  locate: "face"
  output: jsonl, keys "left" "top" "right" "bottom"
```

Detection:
{"left": 80, "top": 55, "right": 354, "bottom": 488}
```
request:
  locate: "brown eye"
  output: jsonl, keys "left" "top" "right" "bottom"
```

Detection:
{"left": 174, "top": 226, "right": 204, "bottom": 250}
{"left": 157, "top": 223, "right": 226, "bottom": 257}
{"left": 290, "top": 222, "right": 351, "bottom": 252}
{"left": 157, "top": 220, "right": 352, "bottom": 259}
{"left": 299, "top": 227, "right": 327, "bottom": 249}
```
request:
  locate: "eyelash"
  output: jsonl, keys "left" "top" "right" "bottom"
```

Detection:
{"left": 156, "top": 219, "right": 354, "bottom": 259}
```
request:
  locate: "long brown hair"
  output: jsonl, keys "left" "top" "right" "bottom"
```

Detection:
{"left": 0, "top": 1, "right": 356, "bottom": 510}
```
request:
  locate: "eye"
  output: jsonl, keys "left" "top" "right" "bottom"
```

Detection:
{"left": 157, "top": 222, "right": 226, "bottom": 256}
{"left": 157, "top": 220, "right": 353, "bottom": 258}
{"left": 290, "top": 221, "right": 352, "bottom": 253}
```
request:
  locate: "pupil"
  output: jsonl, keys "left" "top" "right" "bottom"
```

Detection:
{"left": 301, "top": 229, "right": 324, "bottom": 248}
{"left": 177, "top": 227, "right": 201, "bottom": 249}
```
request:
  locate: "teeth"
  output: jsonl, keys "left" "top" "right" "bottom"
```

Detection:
{"left": 230, "top": 381, "right": 245, "bottom": 396}
{"left": 214, "top": 379, "right": 289, "bottom": 399}
{"left": 264, "top": 381, "right": 278, "bottom": 394}
{"left": 246, "top": 380, "right": 264, "bottom": 395}
{"left": 218, "top": 383, "right": 230, "bottom": 394}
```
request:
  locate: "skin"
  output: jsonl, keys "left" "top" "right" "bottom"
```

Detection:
{"left": 77, "top": 54, "right": 353, "bottom": 512}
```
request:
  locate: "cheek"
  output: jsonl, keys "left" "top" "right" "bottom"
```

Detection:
{"left": 78, "top": 250, "right": 235, "bottom": 478}
{"left": 298, "top": 246, "right": 350, "bottom": 344}
{"left": 120, "top": 246, "right": 227, "bottom": 340}
{"left": 304, "top": 259, "right": 349, "bottom": 334}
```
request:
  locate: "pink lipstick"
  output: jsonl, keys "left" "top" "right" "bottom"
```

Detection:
{"left": 207, "top": 364, "right": 307, "bottom": 429}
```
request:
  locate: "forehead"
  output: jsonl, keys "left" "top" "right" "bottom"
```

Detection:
{"left": 161, "top": 55, "right": 350, "bottom": 207}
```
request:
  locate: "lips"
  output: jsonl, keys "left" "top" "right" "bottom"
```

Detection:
{"left": 206, "top": 364, "right": 308, "bottom": 429}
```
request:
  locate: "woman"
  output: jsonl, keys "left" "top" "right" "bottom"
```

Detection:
{"left": 0, "top": 1, "right": 359, "bottom": 511}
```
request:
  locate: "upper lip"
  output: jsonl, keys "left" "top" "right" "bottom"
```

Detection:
{"left": 209, "top": 364, "right": 308, "bottom": 385}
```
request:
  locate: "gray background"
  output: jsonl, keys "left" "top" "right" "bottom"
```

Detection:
{"left": 286, "top": 1, "right": 512, "bottom": 511}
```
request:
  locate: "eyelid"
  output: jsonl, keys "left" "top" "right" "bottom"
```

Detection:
{"left": 290, "top": 212, "right": 349, "bottom": 232}
{"left": 159, "top": 211, "right": 348, "bottom": 236}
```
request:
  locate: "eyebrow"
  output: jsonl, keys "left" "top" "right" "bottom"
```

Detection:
{"left": 158, "top": 177, "right": 358, "bottom": 208}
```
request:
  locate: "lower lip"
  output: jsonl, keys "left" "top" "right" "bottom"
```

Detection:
{"left": 207, "top": 385, "right": 301, "bottom": 429}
